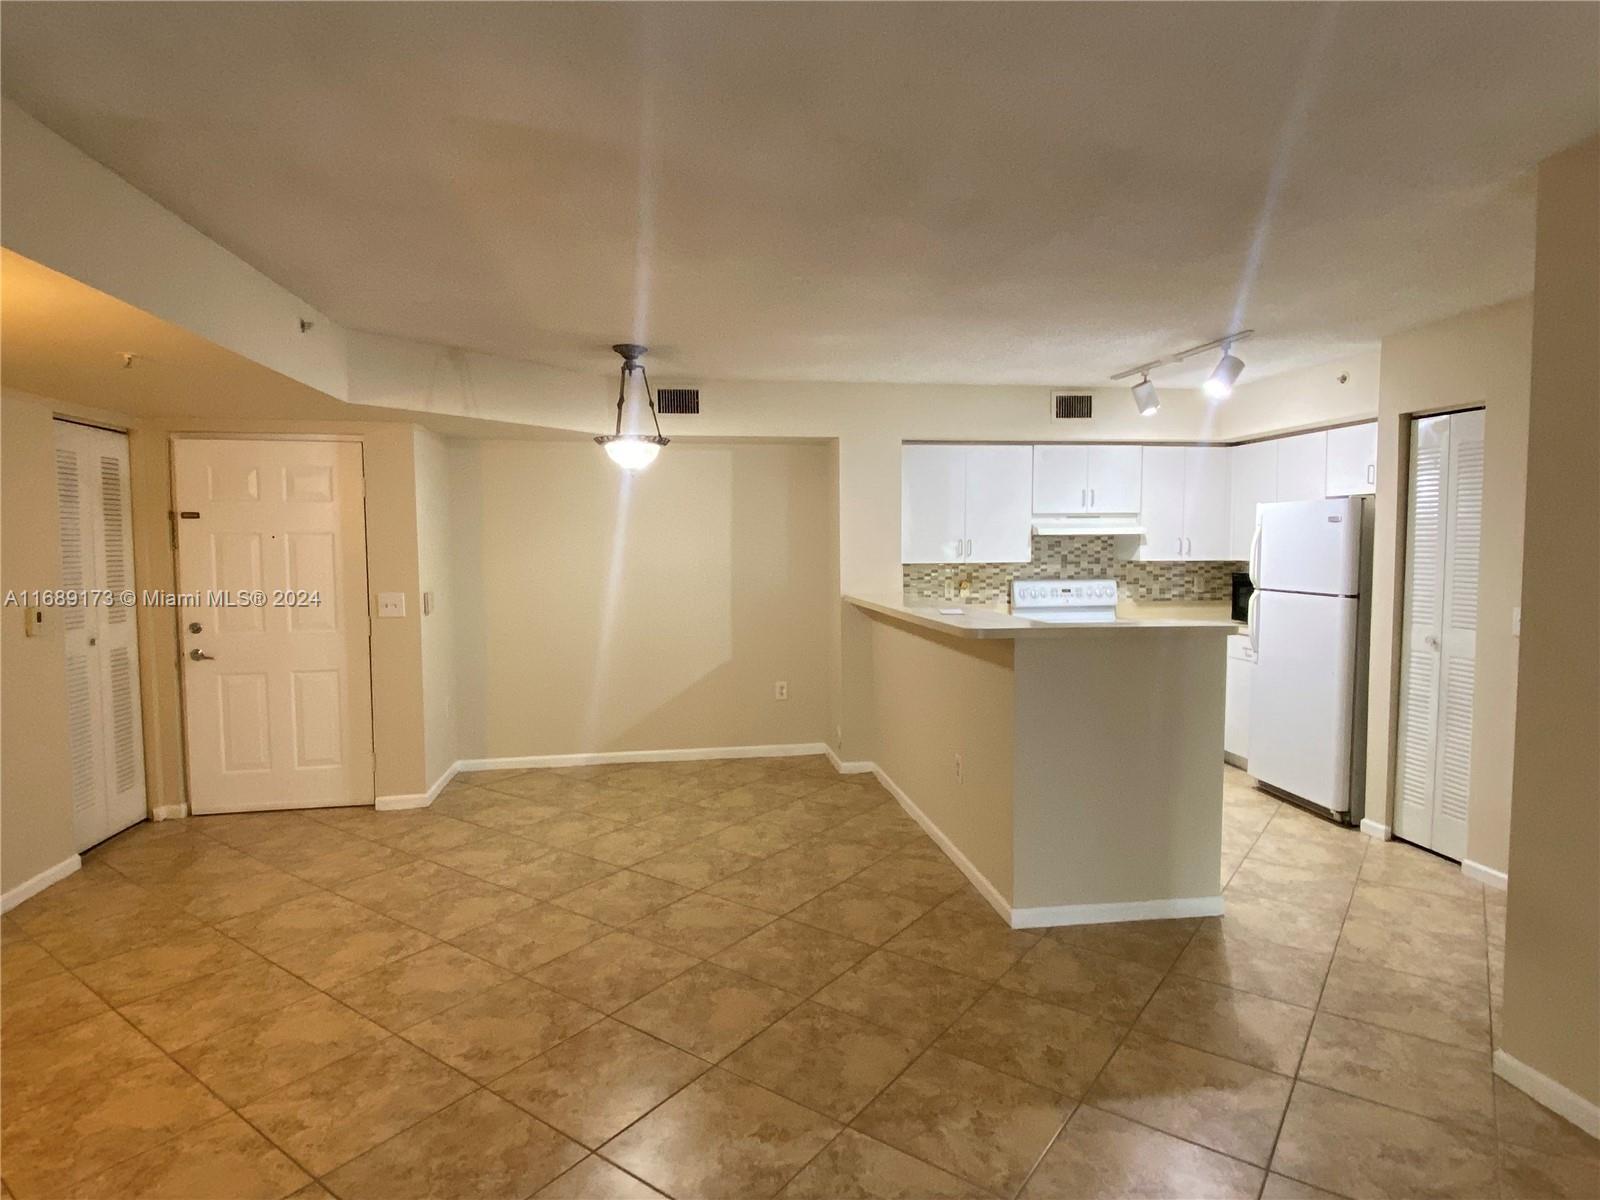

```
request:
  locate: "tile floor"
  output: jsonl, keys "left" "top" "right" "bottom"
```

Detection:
{"left": 2, "top": 759, "right": 1595, "bottom": 1199}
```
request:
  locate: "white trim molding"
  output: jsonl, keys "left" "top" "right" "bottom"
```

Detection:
{"left": 868, "top": 765, "right": 1012, "bottom": 923}
{"left": 376, "top": 762, "right": 463, "bottom": 812}
{"left": 151, "top": 804, "right": 189, "bottom": 822}
{"left": 1494, "top": 1050, "right": 1600, "bottom": 1139}
{"left": 1011, "top": 895, "right": 1226, "bottom": 929}
{"left": 1, "top": 854, "right": 82, "bottom": 913}
{"left": 1462, "top": 858, "right": 1509, "bottom": 890}
{"left": 823, "top": 745, "right": 876, "bottom": 776}
{"left": 1359, "top": 818, "right": 1391, "bottom": 840}
{"left": 456, "top": 742, "right": 831, "bottom": 773}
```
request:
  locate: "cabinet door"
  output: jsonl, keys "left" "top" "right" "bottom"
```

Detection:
{"left": 1138, "top": 447, "right": 1186, "bottom": 560}
{"left": 1031, "top": 445, "right": 1089, "bottom": 513}
{"left": 1325, "top": 422, "right": 1378, "bottom": 496}
{"left": 1086, "top": 445, "right": 1142, "bottom": 512}
{"left": 1225, "top": 644, "right": 1254, "bottom": 761}
{"left": 902, "top": 444, "right": 966, "bottom": 563}
{"left": 1275, "top": 431, "right": 1328, "bottom": 501}
{"left": 965, "top": 445, "right": 1034, "bottom": 562}
{"left": 1229, "top": 440, "right": 1278, "bottom": 559}
{"left": 1182, "top": 446, "right": 1232, "bottom": 559}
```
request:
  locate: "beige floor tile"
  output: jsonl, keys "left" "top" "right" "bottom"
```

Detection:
{"left": 789, "top": 881, "right": 933, "bottom": 945}
{"left": 218, "top": 892, "right": 377, "bottom": 953}
{"left": 0, "top": 937, "right": 64, "bottom": 987}
{"left": 850, "top": 852, "right": 969, "bottom": 905}
{"left": 722, "top": 1001, "right": 920, "bottom": 1121}
{"left": 382, "top": 879, "right": 538, "bottom": 939}
{"left": 578, "top": 826, "right": 689, "bottom": 868}
{"left": 328, "top": 942, "right": 513, "bottom": 1030}
{"left": 712, "top": 918, "right": 873, "bottom": 993}
{"left": 1172, "top": 923, "right": 1331, "bottom": 1008}
{"left": 1088, "top": 1032, "right": 1293, "bottom": 1167}
{"left": 1498, "top": 1142, "right": 1600, "bottom": 1200}
{"left": 0, "top": 1057, "right": 229, "bottom": 1198}
{"left": 632, "top": 840, "right": 760, "bottom": 888}
{"left": 69, "top": 1111, "right": 310, "bottom": 1200}
{"left": 403, "top": 978, "right": 600, "bottom": 1081}
{"left": 705, "top": 856, "right": 852, "bottom": 914}
{"left": 174, "top": 991, "right": 388, "bottom": 1106}
{"left": 602, "top": 1069, "right": 839, "bottom": 1200}
{"left": 240, "top": 1037, "right": 475, "bottom": 1176}
{"left": 812, "top": 949, "right": 987, "bottom": 1045}
{"left": 999, "top": 939, "right": 1164, "bottom": 1024}
{"left": 0, "top": 968, "right": 109, "bottom": 1040}
{"left": 425, "top": 831, "right": 550, "bottom": 880}
{"left": 1227, "top": 857, "right": 1357, "bottom": 915}
{"left": 261, "top": 916, "right": 436, "bottom": 989}
{"left": 368, "top": 812, "right": 482, "bottom": 856}
{"left": 885, "top": 905, "right": 1040, "bottom": 981}
{"left": 1135, "top": 974, "right": 1314, "bottom": 1075}
{"left": 1048, "top": 917, "right": 1202, "bottom": 972}
{"left": 535, "top": 1155, "right": 667, "bottom": 1199}
{"left": 1298, "top": 1011, "right": 1495, "bottom": 1132}
{"left": 278, "top": 839, "right": 416, "bottom": 887}
{"left": 489, "top": 850, "right": 619, "bottom": 899}
{"left": 324, "top": 1089, "right": 585, "bottom": 1200}
{"left": 27, "top": 900, "right": 205, "bottom": 969}
{"left": 1495, "top": 1077, "right": 1600, "bottom": 1161}
{"left": 617, "top": 962, "right": 800, "bottom": 1061}
{"left": 555, "top": 869, "right": 691, "bottom": 925}
{"left": 178, "top": 869, "right": 323, "bottom": 924}
{"left": 695, "top": 782, "right": 796, "bottom": 818}
{"left": 1346, "top": 883, "right": 1486, "bottom": 944}
{"left": 1021, "top": 1105, "right": 1264, "bottom": 1199}
{"left": 1360, "top": 839, "right": 1486, "bottom": 901}
{"left": 1206, "top": 891, "right": 1346, "bottom": 956}
{"left": 0, "top": 1010, "right": 164, "bottom": 1111}
{"left": 779, "top": 1128, "right": 979, "bottom": 1199}
{"left": 1318, "top": 954, "right": 1490, "bottom": 1051}
{"left": 934, "top": 986, "right": 1125, "bottom": 1097}
{"left": 530, "top": 930, "right": 698, "bottom": 1012}
{"left": 702, "top": 819, "right": 808, "bottom": 859}
{"left": 448, "top": 903, "right": 609, "bottom": 972}
{"left": 474, "top": 804, "right": 594, "bottom": 841}
{"left": 334, "top": 859, "right": 471, "bottom": 909}
{"left": 1271, "top": 1079, "right": 1497, "bottom": 1199}
{"left": 526, "top": 812, "right": 628, "bottom": 851}
{"left": 1259, "top": 1173, "right": 1347, "bottom": 1199}
{"left": 492, "top": 1018, "right": 708, "bottom": 1147}
{"left": 854, "top": 1048, "right": 1072, "bottom": 1194}
{"left": 74, "top": 925, "right": 259, "bottom": 1006}
{"left": 628, "top": 893, "right": 775, "bottom": 957}
{"left": 117, "top": 957, "right": 317, "bottom": 1051}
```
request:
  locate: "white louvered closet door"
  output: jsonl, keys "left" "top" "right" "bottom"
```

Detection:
{"left": 1393, "top": 410, "right": 1482, "bottom": 859}
{"left": 55, "top": 420, "right": 147, "bottom": 850}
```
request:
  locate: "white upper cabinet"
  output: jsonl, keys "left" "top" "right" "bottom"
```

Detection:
{"left": 1229, "top": 439, "right": 1278, "bottom": 560}
{"left": 902, "top": 444, "right": 1032, "bottom": 564}
{"left": 1138, "top": 446, "right": 1232, "bottom": 560}
{"left": 1325, "top": 422, "right": 1379, "bottom": 496}
{"left": 902, "top": 444, "right": 967, "bottom": 563}
{"left": 1031, "top": 444, "right": 1141, "bottom": 513}
{"left": 1275, "top": 430, "right": 1328, "bottom": 502}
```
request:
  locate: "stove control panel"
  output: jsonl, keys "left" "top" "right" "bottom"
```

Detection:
{"left": 1010, "top": 579, "right": 1119, "bottom": 609}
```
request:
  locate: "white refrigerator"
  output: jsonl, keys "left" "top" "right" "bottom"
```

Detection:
{"left": 1246, "top": 497, "right": 1372, "bottom": 820}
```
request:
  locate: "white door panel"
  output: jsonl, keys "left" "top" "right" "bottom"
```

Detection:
{"left": 1275, "top": 431, "right": 1328, "bottom": 502}
{"left": 1032, "top": 445, "right": 1089, "bottom": 514}
{"left": 964, "top": 445, "right": 1033, "bottom": 562}
{"left": 1256, "top": 498, "right": 1363, "bottom": 596}
{"left": 1086, "top": 445, "right": 1142, "bottom": 513}
{"left": 1249, "top": 591, "right": 1358, "bottom": 813}
{"left": 1182, "top": 447, "right": 1231, "bottom": 560}
{"left": 902, "top": 445, "right": 967, "bottom": 562}
{"left": 1326, "top": 422, "right": 1378, "bottom": 497}
{"left": 1139, "top": 447, "right": 1186, "bottom": 560}
{"left": 1229, "top": 440, "right": 1278, "bottom": 559}
{"left": 175, "top": 439, "right": 373, "bottom": 813}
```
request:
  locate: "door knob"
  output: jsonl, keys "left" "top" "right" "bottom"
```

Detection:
{"left": 1424, "top": 635, "right": 1441, "bottom": 650}
{"left": 189, "top": 648, "right": 215, "bottom": 661}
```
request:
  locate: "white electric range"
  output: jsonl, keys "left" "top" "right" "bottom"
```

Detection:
{"left": 1010, "top": 578, "right": 1119, "bottom": 623}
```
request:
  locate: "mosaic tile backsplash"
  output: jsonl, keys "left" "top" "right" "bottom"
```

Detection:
{"left": 903, "top": 536, "right": 1244, "bottom": 604}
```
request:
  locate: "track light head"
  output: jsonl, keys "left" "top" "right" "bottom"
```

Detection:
{"left": 1203, "top": 352, "right": 1245, "bottom": 400}
{"left": 1131, "top": 376, "right": 1160, "bottom": 417}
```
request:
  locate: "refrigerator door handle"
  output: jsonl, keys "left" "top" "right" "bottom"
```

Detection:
{"left": 1248, "top": 591, "right": 1260, "bottom": 654}
{"left": 1248, "top": 525, "right": 1263, "bottom": 587}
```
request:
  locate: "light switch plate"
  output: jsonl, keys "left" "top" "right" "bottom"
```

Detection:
{"left": 1511, "top": 606, "right": 1521, "bottom": 636}
{"left": 377, "top": 592, "right": 406, "bottom": 619}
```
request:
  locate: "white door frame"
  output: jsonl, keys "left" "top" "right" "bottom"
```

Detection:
{"left": 168, "top": 433, "right": 378, "bottom": 812}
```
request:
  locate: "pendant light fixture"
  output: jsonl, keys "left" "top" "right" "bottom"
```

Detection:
{"left": 595, "top": 343, "right": 669, "bottom": 470}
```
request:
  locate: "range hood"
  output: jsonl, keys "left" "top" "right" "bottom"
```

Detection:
{"left": 1032, "top": 516, "right": 1145, "bottom": 537}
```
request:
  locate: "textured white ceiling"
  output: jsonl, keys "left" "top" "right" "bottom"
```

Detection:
{"left": 3, "top": 3, "right": 1595, "bottom": 386}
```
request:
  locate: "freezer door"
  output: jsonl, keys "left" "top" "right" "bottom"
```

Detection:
{"left": 1255, "top": 498, "right": 1363, "bottom": 596}
{"left": 1249, "top": 590, "right": 1358, "bottom": 813}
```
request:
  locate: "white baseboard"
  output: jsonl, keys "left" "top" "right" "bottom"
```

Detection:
{"left": 151, "top": 804, "right": 189, "bottom": 822}
{"left": 1494, "top": 1049, "right": 1600, "bottom": 1139}
{"left": 1359, "top": 818, "right": 1391, "bottom": 840}
{"left": 1462, "top": 858, "right": 1509, "bottom": 891}
{"left": 455, "top": 742, "right": 830, "bottom": 772}
{"left": 1011, "top": 895, "right": 1227, "bottom": 929}
{"left": 823, "top": 745, "right": 876, "bottom": 775}
{"left": 867, "top": 766, "right": 1014, "bottom": 924}
{"left": 376, "top": 760, "right": 464, "bottom": 812}
{"left": 2, "top": 854, "right": 82, "bottom": 913}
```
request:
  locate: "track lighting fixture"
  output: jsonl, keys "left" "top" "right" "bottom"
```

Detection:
{"left": 1131, "top": 375, "right": 1160, "bottom": 417}
{"left": 595, "top": 343, "right": 669, "bottom": 470}
{"left": 1203, "top": 351, "right": 1245, "bottom": 401}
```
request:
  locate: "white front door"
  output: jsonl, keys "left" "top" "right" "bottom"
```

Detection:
{"left": 54, "top": 420, "right": 147, "bottom": 849}
{"left": 173, "top": 439, "right": 374, "bottom": 813}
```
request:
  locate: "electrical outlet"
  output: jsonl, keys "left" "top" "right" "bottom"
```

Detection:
{"left": 954, "top": 753, "right": 964, "bottom": 784}
{"left": 774, "top": 681, "right": 789, "bottom": 701}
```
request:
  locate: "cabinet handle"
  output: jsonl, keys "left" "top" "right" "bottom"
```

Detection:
{"left": 1081, "top": 488, "right": 1086, "bottom": 508}
{"left": 1090, "top": 487, "right": 1096, "bottom": 507}
{"left": 1367, "top": 463, "right": 1376, "bottom": 485}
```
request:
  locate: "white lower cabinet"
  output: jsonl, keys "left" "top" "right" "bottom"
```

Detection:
{"left": 1139, "top": 446, "right": 1231, "bottom": 560}
{"left": 1225, "top": 633, "right": 1255, "bottom": 764}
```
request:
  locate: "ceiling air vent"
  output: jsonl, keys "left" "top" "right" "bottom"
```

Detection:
{"left": 657, "top": 388, "right": 700, "bottom": 415}
{"left": 1053, "top": 393, "right": 1092, "bottom": 419}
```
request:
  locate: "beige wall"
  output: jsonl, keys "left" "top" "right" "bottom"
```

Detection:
{"left": 1220, "top": 349, "right": 1383, "bottom": 440}
{"left": 1501, "top": 137, "right": 1599, "bottom": 1110}
{"left": 414, "top": 428, "right": 458, "bottom": 787}
{"left": 1363, "top": 297, "right": 1532, "bottom": 875}
{"left": 0, "top": 392, "right": 79, "bottom": 892}
{"left": 447, "top": 441, "right": 833, "bottom": 758}
{"left": 850, "top": 611, "right": 1016, "bottom": 899}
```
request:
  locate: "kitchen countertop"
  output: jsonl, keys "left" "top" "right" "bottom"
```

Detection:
{"left": 845, "top": 595, "right": 1240, "bottom": 640}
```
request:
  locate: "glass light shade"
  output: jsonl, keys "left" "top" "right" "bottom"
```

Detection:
{"left": 1132, "top": 378, "right": 1160, "bottom": 416}
{"left": 1203, "top": 353, "right": 1244, "bottom": 400}
{"left": 602, "top": 436, "right": 662, "bottom": 470}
